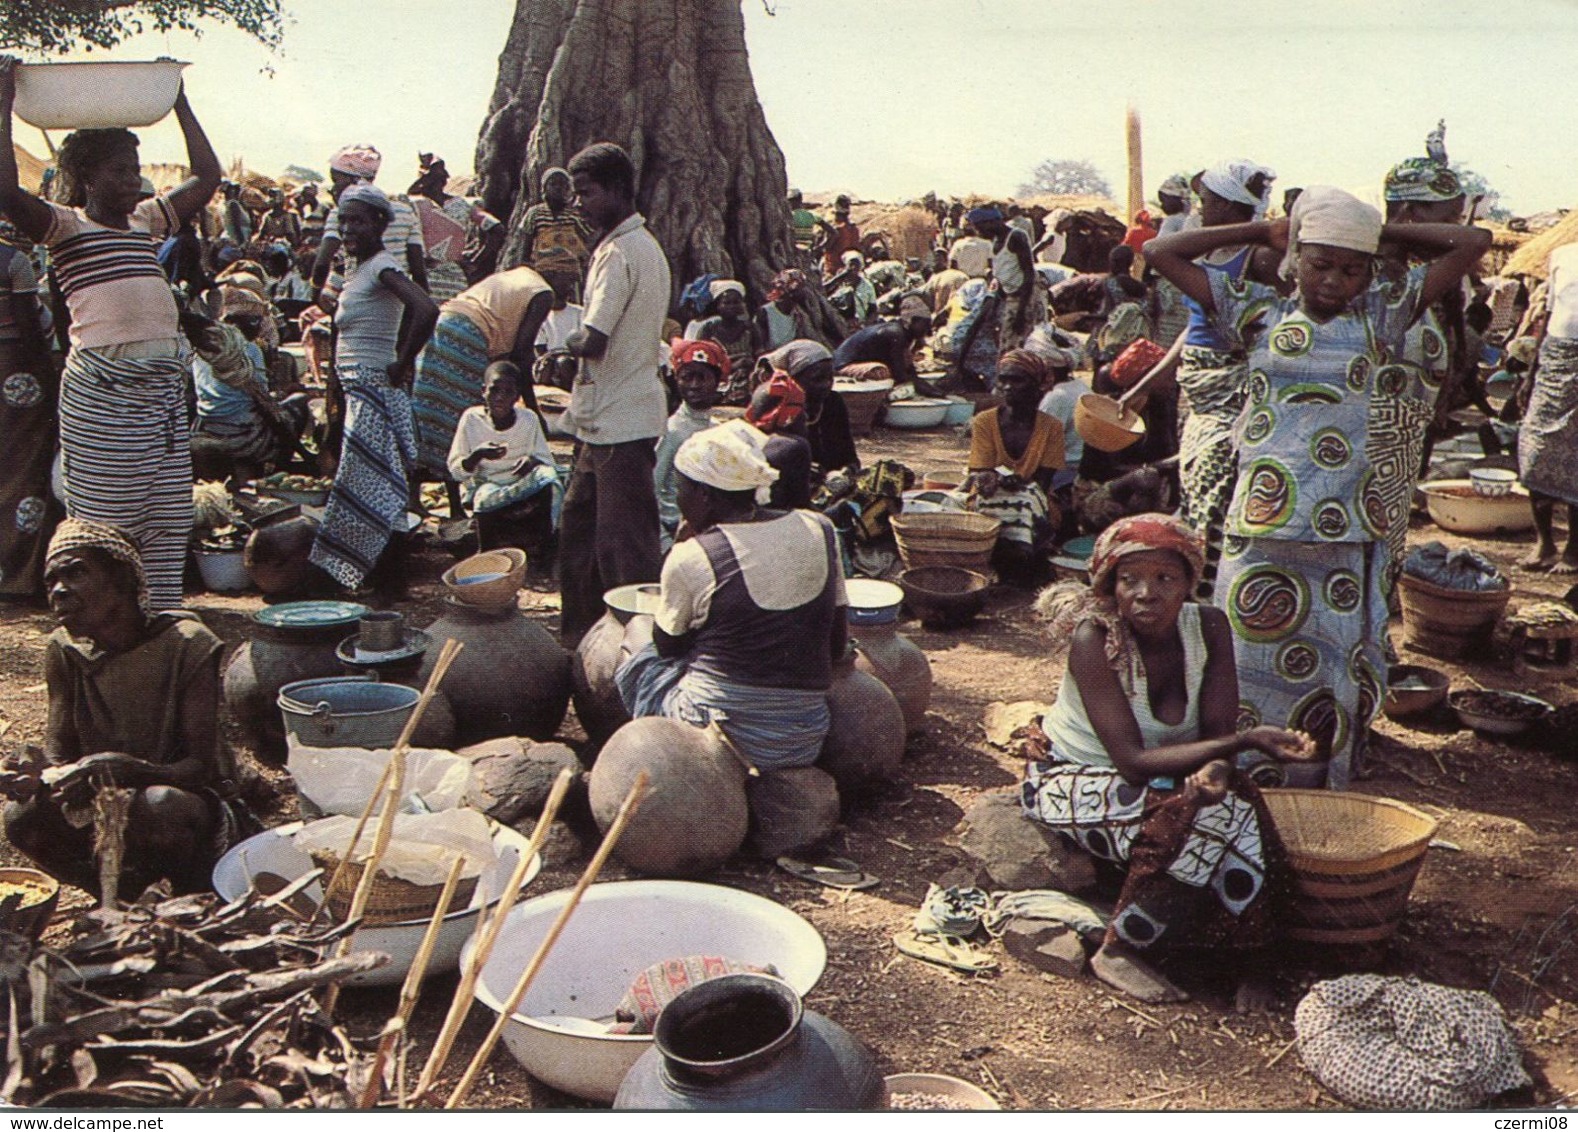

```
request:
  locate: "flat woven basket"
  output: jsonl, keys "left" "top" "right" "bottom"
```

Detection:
{"left": 311, "top": 850, "right": 478, "bottom": 927}
{"left": 1260, "top": 789, "right": 1439, "bottom": 948}
{"left": 891, "top": 511, "right": 1001, "bottom": 572}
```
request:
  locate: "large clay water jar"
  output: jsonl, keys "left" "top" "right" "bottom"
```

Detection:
{"left": 419, "top": 598, "right": 572, "bottom": 746}
{"left": 223, "top": 600, "right": 369, "bottom": 765}
{"left": 819, "top": 651, "right": 905, "bottom": 792}
{"left": 571, "top": 584, "right": 661, "bottom": 756}
{"left": 590, "top": 716, "right": 748, "bottom": 877}
{"left": 614, "top": 973, "right": 884, "bottom": 1110}
{"left": 847, "top": 580, "right": 931, "bottom": 736}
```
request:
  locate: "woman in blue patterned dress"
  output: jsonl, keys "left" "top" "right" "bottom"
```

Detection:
{"left": 1146, "top": 187, "right": 1488, "bottom": 787}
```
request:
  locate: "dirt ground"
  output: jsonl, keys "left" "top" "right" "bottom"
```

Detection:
{"left": 2, "top": 418, "right": 1576, "bottom": 1111}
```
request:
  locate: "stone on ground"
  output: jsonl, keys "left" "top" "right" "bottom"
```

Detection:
{"left": 461, "top": 737, "right": 580, "bottom": 825}
{"left": 1000, "top": 919, "right": 1089, "bottom": 978}
{"left": 956, "top": 792, "right": 1097, "bottom": 892}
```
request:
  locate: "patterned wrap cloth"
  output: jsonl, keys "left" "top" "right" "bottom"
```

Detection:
{"left": 1021, "top": 511, "right": 1288, "bottom": 957}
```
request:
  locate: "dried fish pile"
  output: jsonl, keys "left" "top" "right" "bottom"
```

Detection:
{"left": 0, "top": 878, "right": 391, "bottom": 1108}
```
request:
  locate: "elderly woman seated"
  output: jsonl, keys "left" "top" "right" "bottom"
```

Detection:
{"left": 2, "top": 520, "right": 253, "bottom": 898}
{"left": 1022, "top": 515, "right": 1317, "bottom": 1007}
{"left": 615, "top": 421, "right": 848, "bottom": 772}
{"left": 447, "top": 361, "right": 561, "bottom": 554}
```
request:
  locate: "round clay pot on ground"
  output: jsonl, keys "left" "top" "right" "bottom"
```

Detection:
{"left": 420, "top": 597, "right": 572, "bottom": 746}
{"left": 614, "top": 973, "right": 884, "bottom": 1110}
{"left": 571, "top": 585, "right": 661, "bottom": 758}
{"left": 589, "top": 716, "right": 748, "bottom": 877}
{"left": 818, "top": 651, "right": 906, "bottom": 793}
{"left": 223, "top": 600, "right": 369, "bottom": 765}
{"left": 747, "top": 766, "right": 841, "bottom": 860}
{"left": 852, "top": 621, "right": 932, "bottom": 736}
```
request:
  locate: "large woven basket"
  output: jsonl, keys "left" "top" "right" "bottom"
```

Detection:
{"left": 835, "top": 375, "right": 894, "bottom": 437}
{"left": 1397, "top": 573, "right": 1510, "bottom": 660}
{"left": 892, "top": 511, "right": 1001, "bottom": 573}
{"left": 1261, "top": 789, "right": 1437, "bottom": 950}
{"left": 311, "top": 850, "right": 479, "bottom": 927}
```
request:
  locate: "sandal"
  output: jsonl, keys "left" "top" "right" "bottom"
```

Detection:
{"left": 775, "top": 855, "right": 880, "bottom": 891}
{"left": 892, "top": 929, "right": 999, "bottom": 974}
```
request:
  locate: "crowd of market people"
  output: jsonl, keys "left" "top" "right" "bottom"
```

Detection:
{"left": 0, "top": 54, "right": 1563, "bottom": 1010}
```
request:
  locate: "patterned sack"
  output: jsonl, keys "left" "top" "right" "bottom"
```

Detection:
{"left": 611, "top": 955, "right": 781, "bottom": 1035}
{"left": 1295, "top": 975, "right": 1529, "bottom": 1110}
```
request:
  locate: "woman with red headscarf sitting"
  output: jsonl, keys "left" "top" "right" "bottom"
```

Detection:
{"left": 1021, "top": 513, "right": 1317, "bottom": 1007}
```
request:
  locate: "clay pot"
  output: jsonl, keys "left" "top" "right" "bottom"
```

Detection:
{"left": 243, "top": 516, "right": 319, "bottom": 598}
{"left": 818, "top": 652, "right": 905, "bottom": 792}
{"left": 419, "top": 600, "right": 572, "bottom": 746}
{"left": 589, "top": 717, "right": 748, "bottom": 877}
{"left": 223, "top": 601, "right": 369, "bottom": 765}
{"left": 571, "top": 585, "right": 661, "bottom": 757}
{"left": 614, "top": 973, "right": 884, "bottom": 1110}
{"left": 852, "top": 622, "right": 932, "bottom": 736}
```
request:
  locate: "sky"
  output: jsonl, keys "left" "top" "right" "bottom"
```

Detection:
{"left": 20, "top": 0, "right": 1578, "bottom": 215}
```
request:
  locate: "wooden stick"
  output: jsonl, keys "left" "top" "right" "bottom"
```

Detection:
{"left": 414, "top": 766, "right": 575, "bottom": 1101}
{"left": 323, "top": 640, "right": 464, "bottom": 1014}
{"left": 358, "top": 853, "right": 467, "bottom": 1109}
{"left": 316, "top": 642, "right": 464, "bottom": 921}
{"left": 444, "top": 772, "right": 649, "bottom": 1110}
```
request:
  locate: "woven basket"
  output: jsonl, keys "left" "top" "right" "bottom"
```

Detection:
{"left": 1261, "top": 789, "right": 1438, "bottom": 949}
{"left": 892, "top": 512, "right": 1001, "bottom": 573}
{"left": 311, "top": 850, "right": 479, "bottom": 927}
{"left": 835, "top": 377, "right": 893, "bottom": 437}
{"left": 1397, "top": 573, "right": 1510, "bottom": 660}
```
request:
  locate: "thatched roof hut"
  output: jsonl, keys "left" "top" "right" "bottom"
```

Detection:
{"left": 1503, "top": 212, "right": 1578, "bottom": 279}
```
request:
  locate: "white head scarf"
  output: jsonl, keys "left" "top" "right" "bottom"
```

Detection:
{"left": 338, "top": 182, "right": 393, "bottom": 219}
{"left": 1199, "top": 160, "right": 1277, "bottom": 218}
{"left": 1280, "top": 185, "right": 1383, "bottom": 281}
{"left": 709, "top": 279, "right": 745, "bottom": 300}
{"left": 675, "top": 420, "right": 780, "bottom": 502}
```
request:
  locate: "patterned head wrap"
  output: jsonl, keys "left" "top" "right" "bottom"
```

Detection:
{"left": 1039, "top": 512, "right": 1204, "bottom": 694}
{"left": 710, "top": 279, "right": 746, "bottom": 301}
{"left": 1383, "top": 157, "right": 1463, "bottom": 204}
{"left": 680, "top": 273, "right": 719, "bottom": 315}
{"left": 746, "top": 373, "right": 807, "bottom": 433}
{"left": 220, "top": 282, "right": 270, "bottom": 319}
{"left": 965, "top": 206, "right": 1003, "bottom": 227}
{"left": 675, "top": 420, "right": 780, "bottom": 501}
{"left": 1198, "top": 160, "right": 1277, "bottom": 217}
{"left": 669, "top": 337, "right": 731, "bottom": 379}
{"left": 765, "top": 338, "right": 832, "bottom": 378}
{"left": 329, "top": 144, "right": 382, "bottom": 180}
{"left": 1158, "top": 173, "right": 1192, "bottom": 200}
{"left": 338, "top": 182, "right": 393, "bottom": 219}
{"left": 997, "top": 349, "right": 1050, "bottom": 385}
{"left": 1280, "top": 185, "right": 1383, "bottom": 281}
{"left": 766, "top": 268, "right": 809, "bottom": 302}
{"left": 46, "top": 518, "right": 150, "bottom": 615}
{"left": 898, "top": 295, "right": 931, "bottom": 322}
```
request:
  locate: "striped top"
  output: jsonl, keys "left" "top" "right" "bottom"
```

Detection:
{"left": 44, "top": 197, "right": 180, "bottom": 349}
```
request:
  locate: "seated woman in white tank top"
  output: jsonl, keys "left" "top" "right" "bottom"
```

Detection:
{"left": 1021, "top": 514, "right": 1318, "bottom": 1008}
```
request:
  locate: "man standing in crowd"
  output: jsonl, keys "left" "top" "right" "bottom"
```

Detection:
{"left": 560, "top": 142, "right": 670, "bottom": 643}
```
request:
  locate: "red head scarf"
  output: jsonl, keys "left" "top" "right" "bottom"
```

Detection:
{"left": 745, "top": 372, "right": 807, "bottom": 433}
{"left": 668, "top": 337, "right": 731, "bottom": 380}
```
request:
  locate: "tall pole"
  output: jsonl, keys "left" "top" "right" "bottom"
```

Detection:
{"left": 1126, "top": 104, "right": 1144, "bottom": 225}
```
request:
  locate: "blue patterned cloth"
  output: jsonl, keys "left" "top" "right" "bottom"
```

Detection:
{"left": 1206, "top": 267, "right": 1426, "bottom": 788}
{"left": 412, "top": 309, "right": 490, "bottom": 479}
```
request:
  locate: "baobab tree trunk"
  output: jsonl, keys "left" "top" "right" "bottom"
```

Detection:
{"left": 474, "top": 0, "right": 798, "bottom": 306}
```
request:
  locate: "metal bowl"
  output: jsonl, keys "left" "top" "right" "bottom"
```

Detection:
{"left": 212, "top": 821, "right": 540, "bottom": 987}
{"left": 469, "top": 879, "right": 826, "bottom": 1104}
{"left": 1383, "top": 664, "right": 1450, "bottom": 720}
{"left": 1448, "top": 688, "right": 1553, "bottom": 737}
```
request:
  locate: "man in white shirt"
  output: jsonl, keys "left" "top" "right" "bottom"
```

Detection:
{"left": 560, "top": 143, "right": 671, "bottom": 642}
